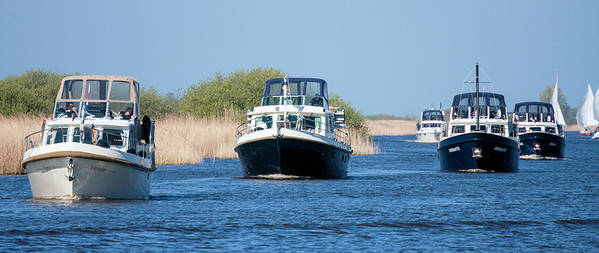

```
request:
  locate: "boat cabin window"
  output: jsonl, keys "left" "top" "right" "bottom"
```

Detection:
{"left": 422, "top": 111, "right": 444, "bottom": 121}
{"left": 84, "top": 102, "right": 108, "bottom": 118}
{"left": 46, "top": 128, "right": 69, "bottom": 144}
{"left": 54, "top": 102, "right": 81, "bottom": 118}
{"left": 452, "top": 125, "right": 465, "bottom": 133}
{"left": 491, "top": 125, "right": 504, "bottom": 134}
{"left": 530, "top": 127, "right": 541, "bottom": 132}
{"left": 518, "top": 127, "right": 526, "bottom": 133}
{"left": 86, "top": 80, "right": 109, "bottom": 100}
{"left": 110, "top": 81, "right": 131, "bottom": 101}
{"left": 104, "top": 129, "right": 125, "bottom": 147}
{"left": 545, "top": 127, "right": 556, "bottom": 134}
{"left": 470, "top": 125, "right": 486, "bottom": 132}
{"left": 61, "top": 80, "right": 83, "bottom": 99}
{"left": 109, "top": 102, "right": 135, "bottom": 120}
{"left": 255, "top": 115, "right": 273, "bottom": 130}
{"left": 262, "top": 79, "right": 328, "bottom": 107}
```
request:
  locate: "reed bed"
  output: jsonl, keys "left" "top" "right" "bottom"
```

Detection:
{"left": 367, "top": 119, "right": 418, "bottom": 136}
{"left": 0, "top": 115, "right": 378, "bottom": 174}
{"left": 0, "top": 115, "right": 45, "bottom": 174}
{"left": 154, "top": 114, "right": 239, "bottom": 165}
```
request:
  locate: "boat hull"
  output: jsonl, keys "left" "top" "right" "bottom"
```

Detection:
{"left": 519, "top": 132, "right": 565, "bottom": 158}
{"left": 416, "top": 130, "right": 441, "bottom": 142}
{"left": 438, "top": 132, "right": 520, "bottom": 172}
{"left": 23, "top": 143, "right": 154, "bottom": 200}
{"left": 235, "top": 133, "right": 351, "bottom": 179}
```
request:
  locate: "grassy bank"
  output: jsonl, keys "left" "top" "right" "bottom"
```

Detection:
{"left": 0, "top": 115, "right": 378, "bottom": 174}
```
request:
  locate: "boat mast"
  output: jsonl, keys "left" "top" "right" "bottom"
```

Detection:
{"left": 475, "top": 63, "right": 480, "bottom": 131}
{"left": 283, "top": 75, "right": 288, "bottom": 123}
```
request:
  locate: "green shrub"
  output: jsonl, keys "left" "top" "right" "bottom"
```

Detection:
{"left": 181, "top": 67, "right": 285, "bottom": 117}
{"left": 139, "top": 87, "right": 181, "bottom": 118}
{"left": 0, "top": 70, "right": 66, "bottom": 116}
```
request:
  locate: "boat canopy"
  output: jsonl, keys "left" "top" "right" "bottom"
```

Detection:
{"left": 54, "top": 75, "right": 140, "bottom": 120}
{"left": 450, "top": 92, "right": 507, "bottom": 120}
{"left": 451, "top": 92, "right": 506, "bottom": 107}
{"left": 422, "top": 110, "right": 444, "bottom": 121}
{"left": 514, "top": 102, "right": 555, "bottom": 123}
{"left": 261, "top": 78, "right": 329, "bottom": 107}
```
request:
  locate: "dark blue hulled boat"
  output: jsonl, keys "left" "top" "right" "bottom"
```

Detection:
{"left": 234, "top": 77, "right": 352, "bottom": 179}
{"left": 513, "top": 102, "right": 566, "bottom": 159}
{"left": 438, "top": 63, "right": 520, "bottom": 172}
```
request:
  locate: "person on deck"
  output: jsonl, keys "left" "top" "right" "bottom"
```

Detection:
{"left": 66, "top": 103, "right": 78, "bottom": 118}
{"left": 310, "top": 95, "right": 323, "bottom": 106}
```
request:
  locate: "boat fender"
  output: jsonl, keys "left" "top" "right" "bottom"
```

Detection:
{"left": 142, "top": 115, "right": 151, "bottom": 143}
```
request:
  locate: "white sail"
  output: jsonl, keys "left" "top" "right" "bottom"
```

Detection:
{"left": 578, "top": 84, "right": 598, "bottom": 129}
{"left": 551, "top": 83, "right": 566, "bottom": 126}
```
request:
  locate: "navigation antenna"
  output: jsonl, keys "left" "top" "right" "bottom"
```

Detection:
{"left": 475, "top": 63, "right": 480, "bottom": 131}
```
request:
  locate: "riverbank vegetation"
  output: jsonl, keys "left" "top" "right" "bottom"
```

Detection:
{"left": 0, "top": 68, "right": 377, "bottom": 174}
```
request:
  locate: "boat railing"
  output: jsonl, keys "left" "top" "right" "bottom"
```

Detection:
{"left": 451, "top": 105, "right": 506, "bottom": 120}
{"left": 514, "top": 112, "right": 555, "bottom": 123}
{"left": 23, "top": 128, "right": 155, "bottom": 161}
{"left": 236, "top": 115, "right": 352, "bottom": 146}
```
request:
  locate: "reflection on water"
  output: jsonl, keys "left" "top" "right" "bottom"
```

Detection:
{"left": 1, "top": 132, "right": 598, "bottom": 251}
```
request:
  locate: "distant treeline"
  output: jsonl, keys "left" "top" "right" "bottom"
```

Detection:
{"left": 0, "top": 67, "right": 369, "bottom": 136}
{"left": 366, "top": 114, "right": 417, "bottom": 121}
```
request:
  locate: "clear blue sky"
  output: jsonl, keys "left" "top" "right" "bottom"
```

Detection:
{"left": 1, "top": 0, "right": 598, "bottom": 116}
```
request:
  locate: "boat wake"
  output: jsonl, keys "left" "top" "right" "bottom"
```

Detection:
{"left": 242, "top": 174, "right": 314, "bottom": 180}
{"left": 452, "top": 169, "right": 495, "bottom": 173}
{"left": 520, "top": 155, "right": 568, "bottom": 160}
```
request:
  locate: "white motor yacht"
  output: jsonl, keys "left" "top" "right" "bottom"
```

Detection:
{"left": 22, "top": 75, "right": 156, "bottom": 200}
{"left": 416, "top": 109, "right": 446, "bottom": 142}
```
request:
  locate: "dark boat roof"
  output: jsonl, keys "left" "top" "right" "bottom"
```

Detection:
{"left": 514, "top": 101, "right": 552, "bottom": 107}
{"left": 451, "top": 92, "right": 506, "bottom": 106}
{"left": 266, "top": 77, "right": 326, "bottom": 84}
{"left": 423, "top": 109, "right": 443, "bottom": 113}
{"left": 514, "top": 102, "right": 554, "bottom": 113}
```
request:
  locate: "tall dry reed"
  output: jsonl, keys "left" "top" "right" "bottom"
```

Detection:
{"left": 154, "top": 113, "right": 239, "bottom": 165}
{"left": 0, "top": 114, "right": 379, "bottom": 174}
{"left": 367, "top": 119, "right": 418, "bottom": 136}
{"left": 0, "top": 115, "right": 45, "bottom": 174}
{"left": 351, "top": 131, "right": 379, "bottom": 155}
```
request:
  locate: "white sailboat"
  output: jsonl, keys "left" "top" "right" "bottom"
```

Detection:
{"left": 576, "top": 84, "right": 598, "bottom": 136}
{"left": 550, "top": 77, "right": 566, "bottom": 127}
{"left": 593, "top": 86, "right": 599, "bottom": 139}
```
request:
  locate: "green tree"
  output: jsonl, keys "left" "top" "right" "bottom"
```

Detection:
{"left": 538, "top": 85, "right": 576, "bottom": 125}
{"left": 0, "top": 70, "right": 66, "bottom": 116}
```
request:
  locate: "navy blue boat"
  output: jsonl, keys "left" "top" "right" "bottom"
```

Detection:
{"left": 438, "top": 63, "right": 520, "bottom": 172}
{"left": 234, "top": 77, "right": 352, "bottom": 179}
{"left": 513, "top": 102, "right": 566, "bottom": 159}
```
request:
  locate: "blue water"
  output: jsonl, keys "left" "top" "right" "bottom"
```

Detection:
{"left": 1, "top": 132, "right": 598, "bottom": 251}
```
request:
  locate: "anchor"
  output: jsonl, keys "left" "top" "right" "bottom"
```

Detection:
{"left": 66, "top": 158, "right": 75, "bottom": 182}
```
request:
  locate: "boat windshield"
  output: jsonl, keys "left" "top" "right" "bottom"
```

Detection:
{"left": 54, "top": 77, "right": 138, "bottom": 120}
{"left": 451, "top": 92, "right": 506, "bottom": 120}
{"left": 422, "top": 110, "right": 444, "bottom": 121}
{"left": 261, "top": 78, "right": 328, "bottom": 107}
{"left": 514, "top": 102, "right": 555, "bottom": 123}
